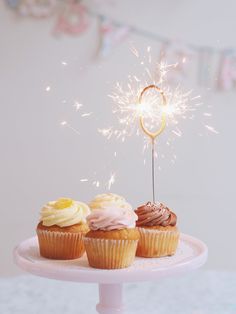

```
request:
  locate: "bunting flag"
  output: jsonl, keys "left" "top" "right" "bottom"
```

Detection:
{"left": 218, "top": 50, "right": 236, "bottom": 91}
{"left": 96, "top": 17, "right": 130, "bottom": 58}
{"left": 7, "top": 0, "right": 57, "bottom": 18}
{"left": 4, "top": 0, "right": 236, "bottom": 92}
{"left": 53, "top": 1, "right": 89, "bottom": 36}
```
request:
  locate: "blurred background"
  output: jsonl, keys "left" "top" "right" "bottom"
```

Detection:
{"left": 1, "top": 0, "right": 236, "bottom": 279}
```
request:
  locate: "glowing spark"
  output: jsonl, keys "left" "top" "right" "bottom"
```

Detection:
{"left": 81, "top": 112, "right": 93, "bottom": 117}
{"left": 114, "top": 152, "right": 117, "bottom": 157}
{"left": 74, "top": 101, "right": 83, "bottom": 111}
{"left": 203, "top": 112, "right": 212, "bottom": 117}
{"left": 60, "top": 121, "right": 80, "bottom": 135}
{"left": 45, "top": 86, "right": 51, "bottom": 92}
{"left": 107, "top": 173, "right": 116, "bottom": 190}
{"left": 93, "top": 181, "right": 100, "bottom": 188}
{"left": 80, "top": 179, "right": 88, "bottom": 182}
{"left": 172, "top": 129, "right": 182, "bottom": 137}
{"left": 205, "top": 125, "right": 219, "bottom": 134}
{"left": 61, "top": 61, "right": 68, "bottom": 66}
{"left": 130, "top": 46, "right": 139, "bottom": 58}
{"left": 98, "top": 128, "right": 113, "bottom": 139}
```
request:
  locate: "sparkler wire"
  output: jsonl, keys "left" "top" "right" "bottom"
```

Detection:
{"left": 138, "top": 84, "right": 167, "bottom": 203}
{"left": 151, "top": 138, "right": 155, "bottom": 203}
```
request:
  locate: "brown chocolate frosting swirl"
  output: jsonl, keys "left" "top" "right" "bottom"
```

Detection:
{"left": 135, "top": 202, "right": 177, "bottom": 227}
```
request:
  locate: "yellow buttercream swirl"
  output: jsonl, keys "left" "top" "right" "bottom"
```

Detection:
{"left": 40, "top": 198, "right": 90, "bottom": 227}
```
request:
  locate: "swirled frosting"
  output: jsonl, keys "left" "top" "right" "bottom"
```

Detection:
{"left": 40, "top": 198, "right": 90, "bottom": 227}
{"left": 89, "top": 193, "right": 132, "bottom": 211}
{"left": 87, "top": 193, "right": 138, "bottom": 231}
{"left": 135, "top": 202, "right": 177, "bottom": 227}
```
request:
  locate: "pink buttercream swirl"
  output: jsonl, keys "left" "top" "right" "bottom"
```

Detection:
{"left": 86, "top": 207, "right": 138, "bottom": 231}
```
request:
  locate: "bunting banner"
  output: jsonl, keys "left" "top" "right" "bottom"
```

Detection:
{"left": 4, "top": 0, "right": 236, "bottom": 91}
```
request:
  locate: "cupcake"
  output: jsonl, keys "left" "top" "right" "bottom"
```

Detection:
{"left": 36, "top": 197, "right": 90, "bottom": 259}
{"left": 84, "top": 193, "right": 139, "bottom": 269}
{"left": 135, "top": 201, "right": 179, "bottom": 258}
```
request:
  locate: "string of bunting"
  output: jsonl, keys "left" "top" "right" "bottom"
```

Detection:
{"left": 5, "top": 0, "right": 236, "bottom": 91}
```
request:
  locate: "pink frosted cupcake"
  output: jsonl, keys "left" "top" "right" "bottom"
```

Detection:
{"left": 84, "top": 193, "right": 139, "bottom": 269}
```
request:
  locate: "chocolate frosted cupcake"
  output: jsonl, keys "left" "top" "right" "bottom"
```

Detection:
{"left": 135, "top": 201, "right": 179, "bottom": 257}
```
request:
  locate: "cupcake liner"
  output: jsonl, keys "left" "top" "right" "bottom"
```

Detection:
{"left": 136, "top": 228, "right": 180, "bottom": 258}
{"left": 84, "top": 238, "right": 138, "bottom": 269}
{"left": 37, "top": 229, "right": 86, "bottom": 260}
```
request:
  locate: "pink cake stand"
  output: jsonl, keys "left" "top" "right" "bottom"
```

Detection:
{"left": 14, "top": 234, "right": 207, "bottom": 314}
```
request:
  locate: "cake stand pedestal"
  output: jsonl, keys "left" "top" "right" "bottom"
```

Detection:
{"left": 14, "top": 233, "right": 207, "bottom": 314}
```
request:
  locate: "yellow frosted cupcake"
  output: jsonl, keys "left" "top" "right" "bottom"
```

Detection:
{"left": 84, "top": 193, "right": 139, "bottom": 269}
{"left": 135, "top": 202, "right": 179, "bottom": 258}
{"left": 36, "top": 197, "right": 90, "bottom": 260}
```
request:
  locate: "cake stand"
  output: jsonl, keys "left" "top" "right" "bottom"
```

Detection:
{"left": 14, "top": 233, "right": 207, "bottom": 314}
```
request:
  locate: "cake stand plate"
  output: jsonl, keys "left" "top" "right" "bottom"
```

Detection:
{"left": 14, "top": 233, "right": 207, "bottom": 314}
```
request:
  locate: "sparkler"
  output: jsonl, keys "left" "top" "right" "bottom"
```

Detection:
{"left": 57, "top": 46, "right": 217, "bottom": 194}
{"left": 102, "top": 47, "right": 217, "bottom": 202}
{"left": 138, "top": 84, "right": 167, "bottom": 203}
{"left": 104, "top": 59, "right": 196, "bottom": 201}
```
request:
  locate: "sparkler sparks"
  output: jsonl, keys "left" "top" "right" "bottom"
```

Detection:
{"left": 205, "top": 125, "right": 219, "bottom": 134}
{"left": 93, "top": 180, "right": 100, "bottom": 188}
{"left": 100, "top": 47, "right": 217, "bottom": 149}
{"left": 60, "top": 121, "right": 80, "bottom": 135}
{"left": 81, "top": 112, "right": 93, "bottom": 117}
{"left": 104, "top": 61, "right": 198, "bottom": 144}
{"left": 106, "top": 173, "right": 116, "bottom": 190}
{"left": 80, "top": 178, "right": 88, "bottom": 182}
{"left": 73, "top": 101, "right": 83, "bottom": 111}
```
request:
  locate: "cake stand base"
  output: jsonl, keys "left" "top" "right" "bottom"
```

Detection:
{"left": 14, "top": 234, "right": 207, "bottom": 314}
{"left": 97, "top": 284, "right": 123, "bottom": 314}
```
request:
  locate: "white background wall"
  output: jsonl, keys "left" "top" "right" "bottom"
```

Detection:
{"left": 1, "top": 0, "right": 235, "bottom": 276}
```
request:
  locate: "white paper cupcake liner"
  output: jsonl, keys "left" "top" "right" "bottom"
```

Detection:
{"left": 84, "top": 237, "right": 138, "bottom": 269}
{"left": 37, "top": 229, "right": 86, "bottom": 260}
{"left": 136, "top": 227, "right": 180, "bottom": 257}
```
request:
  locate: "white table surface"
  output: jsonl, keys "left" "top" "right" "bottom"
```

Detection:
{"left": 0, "top": 270, "right": 235, "bottom": 314}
